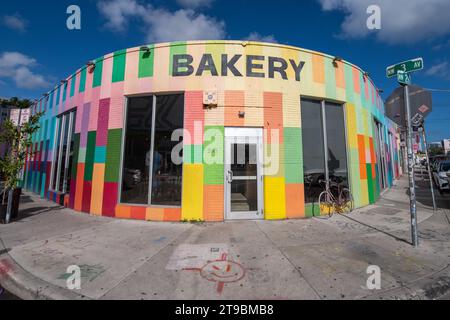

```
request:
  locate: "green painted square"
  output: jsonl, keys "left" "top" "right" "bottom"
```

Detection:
{"left": 344, "top": 63, "right": 354, "bottom": 104}
{"left": 84, "top": 131, "right": 97, "bottom": 181}
{"left": 78, "top": 148, "right": 87, "bottom": 163}
{"left": 284, "top": 127, "right": 302, "bottom": 162}
{"left": 70, "top": 73, "right": 76, "bottom": 97}
{"left": 169, "top": 41, "right": 187, "bottom": 75}
{"left": 92, "top": 58, "right": 103, "bottom": 88}
{"left": 79, "top": 68, "right": 87, "bottom": 93}
{"left": 367, "top": 163, "right": 374, "bottom": 204}
{"left": 285, "top": 163, "right": 303, "bottom": 184}
{"left": 62, "top": 82, "right": 68, "bottom": 102}
{"left": 112, "top": 49, "right": 126, "bottom": 83}
{"left": 138, "top": 45, "right": 155, "bottom": 78}
{"left": 105, "top": 129, "right": 122, "bottom": 183}
{"left": 305, "top": 203, "right": 321, "bottom": 218}
{"left": 204, "top": 164, "right": 224, "bottom": 185}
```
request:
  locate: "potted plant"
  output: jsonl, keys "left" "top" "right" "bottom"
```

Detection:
{"left": 0, "top": 104, "right": 42, "bottom": 224}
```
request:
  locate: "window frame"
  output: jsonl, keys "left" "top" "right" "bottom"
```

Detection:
{"left": 118, "top": 92, "right": 185, "bottom": 208}
{"left": 49, "top": 109, "right": 76, "bottom": 193}
{"left": 300, "top": 96, "right": 351, "bottom": 201}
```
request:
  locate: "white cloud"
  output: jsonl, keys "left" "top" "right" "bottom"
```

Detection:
{"left": 2, "top": 14, "right": 28, "bottom": 33}
{"left": 97, "top": 0, "right": 225, "bottom": 42}
{"left": 0, "top": 52, "right": 51, "bottom": 90}
{"left": 244, "top": 32, "right": 277, "bottom": 43}
{"left": 176, "top": 0, "right": 214, "bottom": 9}
{"left": 318, "top": 0, "right": 450, "bottom": 44}
{"left": 425, "top": 62, "right": 450, "bottom": 79}
{"left": 97, "top": 0, "right": 145, "bottom": 32}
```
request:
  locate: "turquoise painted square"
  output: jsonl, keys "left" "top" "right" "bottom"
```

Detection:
{"left": 184, "top": 144, "right": 203, "bottom": 164}
{"left": 94, "top": 146, "right": 107, "bottom": 163}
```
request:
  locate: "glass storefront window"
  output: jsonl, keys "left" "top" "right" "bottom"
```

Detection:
{"left": 121, "top": 96, "right": 153, "bottom": 204}
{"left": 50, "top": 110, "right": 76, "bottom": 193}
{"left": 301, "top": 99, "right": 326, "bottom": 204}
{"left": 301, "top": 98, "right": 348, "bottom": 204}
{"left": 151, "top": 95, "right": 184, "bottom": 206}
{"left": 325, "top": 102, "right": 348, "bottom": 189}
{"left": 121, "top": 94, "right": 184, "bottom": 207}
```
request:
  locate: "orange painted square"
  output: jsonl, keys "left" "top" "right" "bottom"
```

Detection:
{"left": 264, "top": 92, "right": 283, "bottom": 144}
{"left": 225, "top": 90, "right": 245, "bottom": 127}
{"left": 146, "top": 207, "right": 164, "bottom": 221}
{"left": 203, "top": 185, "right": 224, "bottom": 222}
{"left": 360, "top": 164, "right": 367, "bottom": 179}
{"left": 369, "top": 137, "right": 376, "bottom": 164}
{"left": 131, "top": 206, "right": 146, "bottom": 220}
{"left": 164, "top": 208, "right": 182, "bottom": 221}
{"left": 358, "top": 135, "right": 366, "bottom": 164}
{"left": 115, "top": 205, "right": 131, "bottom": 219}
{"left": 285, "top": 184, "right": 305, "bottom": 219}
{"left": 64, "top": 194, "right": 70, "bottom": 207}
{"left": 312, "top": 54, "right": 325, "bottom": 83}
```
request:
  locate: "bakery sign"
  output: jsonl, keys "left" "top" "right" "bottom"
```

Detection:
{"left": 172, "top": 54, "right": 306, "bottom": 82}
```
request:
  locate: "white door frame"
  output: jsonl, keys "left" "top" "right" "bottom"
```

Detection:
{"left": 224, "top": 127, "right": 264, "bottom": 220}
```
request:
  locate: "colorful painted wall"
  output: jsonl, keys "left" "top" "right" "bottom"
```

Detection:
{"left": 24, "top": 41, "right": 400, "bottom": 221}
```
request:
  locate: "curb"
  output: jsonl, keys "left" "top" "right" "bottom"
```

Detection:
{"left": 0, "top": 249, "right": 90, "bottom": 300}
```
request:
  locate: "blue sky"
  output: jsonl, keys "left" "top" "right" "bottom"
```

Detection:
{"left": 1, "top": 0, "right": 449, "bottom": 142}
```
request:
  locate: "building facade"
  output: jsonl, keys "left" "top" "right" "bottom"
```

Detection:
{"left": 23, "top": 41, "right": 401, "bottom": 222}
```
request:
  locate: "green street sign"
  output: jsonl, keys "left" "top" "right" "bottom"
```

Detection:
{"left": 386, "top": 58, "right": 423, "bottom": 78}
{"left": 397, "top": 70, "right": 411, "bottom": 85}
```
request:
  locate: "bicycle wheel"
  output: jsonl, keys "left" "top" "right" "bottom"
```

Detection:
{"left": 318, "top": 191, "right": 335, "bottom": 217}
{"left": 338, "top": 188, "right": 354, "bottom": 214}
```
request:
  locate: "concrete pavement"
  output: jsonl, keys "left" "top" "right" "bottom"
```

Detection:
{"left": 0, "top": 176, "right": 449, "bottom": 300}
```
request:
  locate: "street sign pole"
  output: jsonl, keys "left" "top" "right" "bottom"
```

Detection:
{"left": 420, "top": 125, "right": 437, "bottom": 211}
{"left": 404, "top": 84, "right": 419, "bottom": 247}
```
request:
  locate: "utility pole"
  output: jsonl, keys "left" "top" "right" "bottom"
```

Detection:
{"left": 404, "top": 84, "right": 419, "bottom": 247}
{"left": 386, "top": 58, "right": 425, "bottom": 247}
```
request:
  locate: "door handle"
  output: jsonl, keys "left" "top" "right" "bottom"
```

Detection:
{"left": 227, "top": 170, "right": 234, "bottom": 183}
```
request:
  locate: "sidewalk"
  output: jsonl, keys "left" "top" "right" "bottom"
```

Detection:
{"left": 1, "top": 176, "right": 449, "bottom": 300}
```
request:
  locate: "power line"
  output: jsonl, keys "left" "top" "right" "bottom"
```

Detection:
{"left": 424, "top": 88, "right": 450, "bottom": 92}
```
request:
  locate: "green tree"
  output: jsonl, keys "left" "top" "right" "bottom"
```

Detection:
{"left": 0, "top": 97, "right": 42, "bottom": 223}
{"left": 428, "top": 145, "right": 444, "bottom": 157}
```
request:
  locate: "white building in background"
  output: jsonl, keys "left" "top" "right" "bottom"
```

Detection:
{"left": 443, "top": 139, "right": 450, "bottom": 155}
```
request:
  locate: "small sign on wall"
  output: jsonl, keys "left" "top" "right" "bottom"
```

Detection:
{"left": 203, "top": 90, "right": 218, "bottom": 108}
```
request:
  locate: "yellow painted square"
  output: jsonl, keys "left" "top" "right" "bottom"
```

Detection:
{"left": 264, "top": 176, "right": 286, "bottom": 220}
{"left": 182, "top": 164, "right": 204, "bottom": 221}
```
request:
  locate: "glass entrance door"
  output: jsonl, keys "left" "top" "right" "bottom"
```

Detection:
{"left": 224, "top": 128, "right": 263, "bottom": 220}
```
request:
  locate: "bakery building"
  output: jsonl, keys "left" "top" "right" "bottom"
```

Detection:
{"left": 24, "top": 40, "right": 401, "bottom": 222}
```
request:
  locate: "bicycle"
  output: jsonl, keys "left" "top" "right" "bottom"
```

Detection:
{"left": 318, "top": 180, "right": 354, "bottom": 218}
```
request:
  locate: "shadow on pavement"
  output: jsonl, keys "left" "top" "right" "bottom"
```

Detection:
{"left": 339, "top": 213, "right": 412, "bottom": 245}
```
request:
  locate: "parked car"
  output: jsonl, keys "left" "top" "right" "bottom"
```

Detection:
{"left": 433, "top": 161, "right": 450, "bottom": 191}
